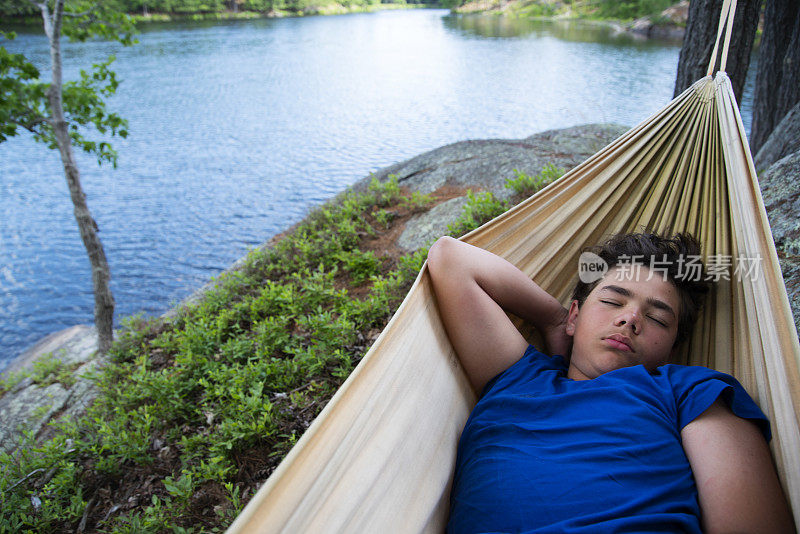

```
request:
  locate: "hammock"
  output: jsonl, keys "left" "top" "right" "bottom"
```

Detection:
{"left": 228, "top": 1, "right": 800, "bottom": 530}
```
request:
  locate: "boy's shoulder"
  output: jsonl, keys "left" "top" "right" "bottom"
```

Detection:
{"left": 653, "top": 363, "right": 739, "bottom": 388}
{"left": 656, "top": 362, "right": 731, "bottom": 377}
{"left": 651, "top": 363, "right": 744, "bottom": 403}
{"left": 654, "top": 364, "right": 770, "bottom": 440}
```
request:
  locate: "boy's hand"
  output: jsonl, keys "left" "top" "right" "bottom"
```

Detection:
{"left": 542, "top": 306, "right": 572, "bottom": 359}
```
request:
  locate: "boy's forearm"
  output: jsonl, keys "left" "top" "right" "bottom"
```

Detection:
{"left": 476, "top": 262, "right": 567, "bottom": 334}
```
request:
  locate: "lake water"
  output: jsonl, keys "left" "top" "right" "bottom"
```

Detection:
{"left": 0, "top": 10, "right": 755, "bottom": 369}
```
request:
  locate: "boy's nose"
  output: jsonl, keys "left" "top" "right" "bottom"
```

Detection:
{"left": 615, "top": 310, "right": 640, "bottom": 334}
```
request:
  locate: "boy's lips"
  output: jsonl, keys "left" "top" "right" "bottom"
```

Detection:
{"left": 604, "top": 334, "right": 634, "bottom": 352}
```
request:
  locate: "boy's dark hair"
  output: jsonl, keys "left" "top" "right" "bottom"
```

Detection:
{"left": 571, "top": 232, "right": 711, "bottom": 346}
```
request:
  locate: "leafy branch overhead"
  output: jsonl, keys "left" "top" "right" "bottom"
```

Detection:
{"left": 0, "top": 37, "right": 47, "bottom": 139}
{"left": 0, "top": 0, "right": 136, "bottom": 167}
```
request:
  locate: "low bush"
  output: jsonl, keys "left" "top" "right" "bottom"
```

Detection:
{"left": 505, "top": 163, "right": 564, "bottom": 197}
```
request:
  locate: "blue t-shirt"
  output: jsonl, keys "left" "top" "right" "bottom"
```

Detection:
{"left": 447, "top": 345, "right": 770, "bottom": 533}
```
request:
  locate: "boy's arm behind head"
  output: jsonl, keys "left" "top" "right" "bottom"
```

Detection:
{"left": 427, "top": 236, "right": 570, "bottom": 392}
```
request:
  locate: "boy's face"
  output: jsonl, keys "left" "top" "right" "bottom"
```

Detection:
{"left": 565, "top": 265, "right": 681, "bottom": 381}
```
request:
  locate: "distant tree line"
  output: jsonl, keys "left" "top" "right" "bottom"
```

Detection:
{"left": 0, "top": 0, "right": 438, "bottom": 19}
{"left": 439, "top": 0, "right": 676, "bottom": 18}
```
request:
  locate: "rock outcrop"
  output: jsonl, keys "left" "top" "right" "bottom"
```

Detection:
{"left": 367, "top": 124, "right": 627, "bottom": 198}
{"left": 754, "top": 101, "right": 800, "bottom": 173}
{"left": 362, "top": 124, "right": 629, "bottom": 251}
{"left": 758, "top": 150, "right": 800, "bottom": 334}
{"left": 0, "top": 326, "right": 102, "bottom": 452}
{"left": 629, "top": 1, "right": 687, "bottom": 40}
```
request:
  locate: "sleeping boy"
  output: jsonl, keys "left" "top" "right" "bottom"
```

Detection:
{"left": 427, "top": 232, "right": 794, "bottom": 533}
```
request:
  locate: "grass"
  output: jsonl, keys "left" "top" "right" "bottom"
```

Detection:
{"left": 0, "top": 167, "right": 563, "bottom": 532}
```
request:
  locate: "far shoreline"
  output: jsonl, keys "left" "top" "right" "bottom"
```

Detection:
{"left": 0, "top": 3, "right": 435, "bottom": 30}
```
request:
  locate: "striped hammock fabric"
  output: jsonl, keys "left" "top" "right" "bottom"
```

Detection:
{"left": 228, "top": 3, "right": 800, "bottom": 531}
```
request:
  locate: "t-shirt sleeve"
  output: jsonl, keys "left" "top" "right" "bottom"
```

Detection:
{"left": 666, "top": 365, "right": 771, "bottom": 441}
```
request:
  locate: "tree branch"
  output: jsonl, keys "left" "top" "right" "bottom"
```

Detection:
{"left": 37, "top": 0, "right": 53, "bottom": 40}
{"left": 52, "top": 0, "right": 66, "bottom": 38}
{"left": 22, "top": 0, "right": 45, "bottom": 9}
{"left": 62, "top": 2, "right": 104, "bottom": 20}
{"left": 73, "top": 12, "right": 101, "bottom": 30}
{"left": 62, "top": 10, "right": 93, "bottom": 18}
{"left": 13, "top": 115, "right": 50, "bottom": 133}
{"left": 7, "top": 468, "right": 45, "bottom": 492}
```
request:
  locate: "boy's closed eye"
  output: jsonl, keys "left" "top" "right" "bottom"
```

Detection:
{"left": 647, "top": 314, "right": 669, "bottom": 327}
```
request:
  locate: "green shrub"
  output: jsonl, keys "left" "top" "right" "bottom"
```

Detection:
{"left": 505, "top": 163, "right": 564, "bottom": 197}
{"left": 447, "top": 190, "right": 509, "bottom": 237}
{"left": 336, "top": 249, "right": 382, "bottom": 284}
{"left": 401, "top": 190, "right": 433, "bottom": 211}
{"left": 592, "top": 0, "right": 674, "bottom": 20}
{"left": 0, "top": 369, "right": 26, "bottom": 397}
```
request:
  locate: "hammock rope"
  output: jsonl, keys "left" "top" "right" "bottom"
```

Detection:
{"left": 227, "top": 2, "right": 800, "bottom": 530}
{"left": 707, "top": 0, "right": 737, "bottom": 76}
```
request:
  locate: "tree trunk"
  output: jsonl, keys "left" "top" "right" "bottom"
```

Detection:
{"left": 750, "top": 0, "right": 800, "bottom": 155}
{"left": 673, "top": 0, "right": 762, "bottom": 104}
{"left": 42, "top": 0, "right": 115, "bottom": 354}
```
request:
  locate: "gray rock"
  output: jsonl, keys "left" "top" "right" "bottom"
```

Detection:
{"left": 380, "top": 124, "right": 628, "bottom": 253}
{"left": 759, "top": 150, "right": 800, "bottom": 335}
{"left": 0, "top": 382, "right": 69, "bottom": 451}
{"left": 778, "top": 252, "right": 800, "bottom": 340}
{"left": 759, "top": 150, "right": 800, "bottom": 253}
{"left": 398, "top": 197, "right": 470, "bottom": 252}
{"left": 0, "top": 325, "right": 101, "bottom": 453}
{"left": 3, "top": 325, "right": 97, "bottom": 376}
{"left": 754, "top": 101, "right": 800, "bottom": 173}
{"left": 360, "top": 124, "right": 629, "bottom": 197}
{"left": 628, "top": 1, "right": 687, "bottom": 40}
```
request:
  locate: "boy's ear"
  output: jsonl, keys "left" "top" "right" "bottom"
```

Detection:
{"left": 565, "top": 300, "right": 580, "bottom": 337}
